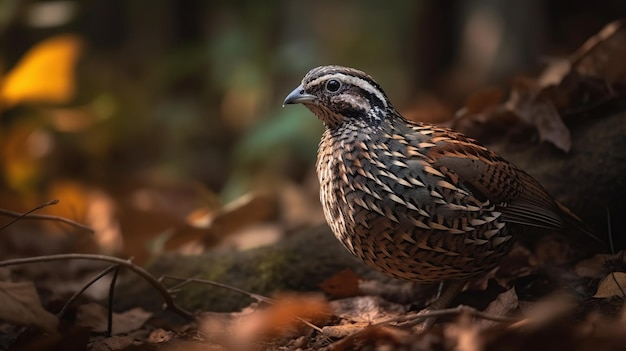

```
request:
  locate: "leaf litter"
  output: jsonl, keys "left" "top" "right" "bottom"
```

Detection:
{"left": 454, "top": 19, "right": 626, "bottom": 152}
{"left": 2, "top": 18, "right": 626, "bottom": 351}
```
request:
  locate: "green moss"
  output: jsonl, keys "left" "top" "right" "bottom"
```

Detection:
{"left": 247, "top": 248, "right": 293, "bottom": 293}
{"left": 123, "top": 225, "right": 385, "bottom": 313}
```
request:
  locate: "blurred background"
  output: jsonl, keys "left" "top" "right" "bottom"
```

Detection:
{"left": 1, "top": 0, "right": 625, "bottom": 262}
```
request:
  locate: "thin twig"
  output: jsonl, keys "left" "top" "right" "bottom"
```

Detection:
{"left": 0, "top": 254, "right": 193, "bottom": 321}
{"left": 107, "top": 267, "right": 120, "bottom": 337}
{"left": 163, "top": 276, "right": 197, "bottom": 294}
{"left": 0, "top": 200, "right": 94, "bottom": 233}
{"left": 372, "top": 305, "right": 519, "bottom": 328}
{"left": 605, "top": 206, "right": 614, "bottom": 254}
{"left": 0, "top": 199, "right": 58, "bottom": 231}
{"left": 161, "top": 275, "right": 273, "bottom": 304}
{"left": 57, "top": 264, "right": 120, "bottom": 318}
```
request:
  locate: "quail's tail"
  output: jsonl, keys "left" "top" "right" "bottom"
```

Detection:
{"left": 555, "top": 201, "right": 606, "bottom": 253}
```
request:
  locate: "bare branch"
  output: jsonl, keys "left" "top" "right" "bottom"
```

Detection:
{"left": 0, "top": 254, "right": 193, "bottom": 321}
{"left": 160, "top": 275, "right": 273, "bottom": 304}
{"left": 107, "top": 267, "right": 121, "bottom": 337}
{"left": 57, "top": 264, "right": 120, "bottom": 318}
{"left": 0, "top": 200, "right": 94, "bottom": 234}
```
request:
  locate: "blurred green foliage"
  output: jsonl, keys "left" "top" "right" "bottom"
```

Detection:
{"left": 0, "top": 1, "right": 425, "bottom": 204}
{"left": 0, "top": 0, "right": 623, "bottom": 207}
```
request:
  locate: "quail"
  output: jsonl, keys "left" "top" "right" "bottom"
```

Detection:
{"left": 283, "top": 65, "right": 600, "bottom": 322}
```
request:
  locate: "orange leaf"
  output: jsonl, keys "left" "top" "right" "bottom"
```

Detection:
{"left": 320, "top": 268, "right": 361, "bottom": 298}
{"left": 232, "top": 294, "right": 331, "bottom": 341}
{"left": 0, "top": 34, "right": 82, "bottom": 107}
{"left": 1, "top": 123, "right": 48, "bottom": 191}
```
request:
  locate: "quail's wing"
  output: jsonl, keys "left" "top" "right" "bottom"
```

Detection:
{"left": 393, "top": 118, "right": 564, "bottom": 231}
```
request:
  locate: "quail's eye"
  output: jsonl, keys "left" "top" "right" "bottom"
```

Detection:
{"left": 325, "top": 79, "right": 341, "bottom": 93}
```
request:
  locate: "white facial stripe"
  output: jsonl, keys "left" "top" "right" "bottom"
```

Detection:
{"left": 308, "top": 73, "right": 387, "bottom": 108}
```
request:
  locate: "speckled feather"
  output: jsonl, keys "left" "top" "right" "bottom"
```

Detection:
{"left": 286, "top": 65, "right": 570, "bottom": 283}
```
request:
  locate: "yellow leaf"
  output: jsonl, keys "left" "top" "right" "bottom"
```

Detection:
{"left": 1, "top": 123, "right": 46, "bottom": 191}
{"left": 594, "top": 272, "right": 626, "bottom": 298}
{"left": 0, "top": 34, "right": 82, "bottom": 107}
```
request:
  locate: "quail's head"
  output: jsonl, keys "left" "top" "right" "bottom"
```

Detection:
{"left": 284, "top": 66, "right": 392, "bottom": 128}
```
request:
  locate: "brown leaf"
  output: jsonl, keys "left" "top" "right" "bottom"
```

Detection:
{"left": 514, "top": 293, "right": 577, "bottom": 329}
{"left": 445, "top": 318, "right": 482, "bottom": 351}
{"left": 45, "top": 181, "right": 122, "bottom": 254}
{"left": 0, "top": 281, "right": 58, "bottom": 332}
{"left": 493, "top": 244, "right": 534, "bottom": 286}
{"left": 329, "top": 295, "right": 406, "bottom": 324}
{"left": 572, "top": 19, "right": 626, "bottom": 83}
{"left": 90, "top": 336, "right": 137, "bottom": 351}
{"left": 453, "top": 19, "right": 626, "bottom": 148}
{"left": 478, "top": 288, "right": 519, "bottom": 329}
{"left": 575, "top": 253, "right": 625, "bottom": 279}
{"left": 458, "top": 87, "right": 505, "bottom": 117}
{"left": 506, "top": 78, "right": 571, "bottom": 151}
{"left": 537, "top": 58, "right": 572, "bottom": 87}
{"left": 452, "top": 87, "right": 508, "bottom": 143}
{"left": 9, "top": 324, "right": 90, "bottom": 351}
{"left": 319, "top": 268, "right": 361, "bottom": 299}
{"left": 532, "top": 20, "right": 626, "bottom": 119}
{"left": 234, "top": 294, "right": 331, "bottom": 340}
{"left": 76, "top": 303, "right": 152, "bottom": 335}
{"left": 594, "top": 272, "right": 626, "bottom": 298}
{"left": 157, "top": 340, "right": 211, "bottom": 351}
{"left": 188, "top": 192, "right": 278, "bottom": 246}
{"left": 218, "top": 223, "right": 283, "bottom": 250}
{"left": 118, "top": 184, "right": 218, "bottom": 263}
{"left": 147, "top": 328, "right": 174, "bottom": 344}
{"left": 331, "top": 325, "right": 409, "bottom": 351}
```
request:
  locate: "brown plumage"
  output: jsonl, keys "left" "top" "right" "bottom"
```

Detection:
{"left": 283, "top": 65, "right": 598, "bottom": 317}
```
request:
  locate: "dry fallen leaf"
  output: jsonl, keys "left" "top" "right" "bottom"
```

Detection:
{"left": 90, "top": 336, "right": 137, "bottom": 351}
{"left": 453, "top": 19, "right": 626, "bottom": 151}
{"left": 319, "top": 268, "right": 361, "bottom": 299}
{"left": 147, "top": 328, "right": 174, "bottom": 344}
{"left": 76, "top": 303, "right": 152, "bottom": 335}
{"left": 594, "top": 272, "right": 626, "bottom": 298}
{"left": 233, "top": 294, "right": 331, "bottom": 341}
{"left": 506, "top": 78, "right": 572, "bottom": 151}
{"left": 158, "top": 340, "right": 217, "bottom": 351}
{"left": 330, "top": 325, "right": 410, "bottom": 351}
{"left": 478, "top": 288, "right": 519, "bottom": 329}
{"left": 514, "top": 292, "right": 577, "bottom": 329}
{"left": 538, "top": 58, "right": 572, "bottom": 87}
{"left": 575, "top": 252, "right": 625, "bottom": 279}
{"left": 8, "top": 323, "right": 90, "bottom": 351}
{"left": 457, "top": 87, "right": 505, "bottom": 117}
{"left": 187, "top": 192, "right": 279, "bottom": 248}
{"left": 572, "top": 19, "right": 626, "bottom": 83}
{"left": 0, "top": 281, "right": 59, "bottom": 332}
{"left": 329, "top": 295, "right": 406, "bottom": 324}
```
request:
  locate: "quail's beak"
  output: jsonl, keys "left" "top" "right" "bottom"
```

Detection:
{"left": 283, "top": 84, "right": 316, "bottom": 106}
